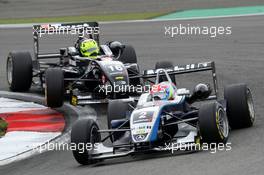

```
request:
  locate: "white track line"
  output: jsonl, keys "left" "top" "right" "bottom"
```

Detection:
{"left": 0, "top": 131, "right": 61, "bottom": 162}
{"left": 0, "top": 97, "right": 61, "bottom": 165}
{"left": 0, "top": 97, "right": 46, "bottom": 113}
{"left": 0, "top": 12, "right": 264, "bottom": 29}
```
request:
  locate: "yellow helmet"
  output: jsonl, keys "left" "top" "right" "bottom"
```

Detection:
{"left": 79, "top": 39, "right": 99, "bottom": 59}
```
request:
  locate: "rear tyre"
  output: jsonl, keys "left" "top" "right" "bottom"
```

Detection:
{"left": 128, "top": 64, "right": 141, "bottom": 88}
{"left": 71, "top": 119, "right": 101, "bottom": 165}
{"left": 107, "top": 100, "right": 130, "bottom": 141}
{"left": 224, "top": 83, "right": 255, "bottom": 129}
{"left": 155, "top": 61, "right": 176, "bottom": 84}
{"left": 6, "top": 51, "right": 32, "bottom": 91}
{"left": 119, "top": 45, "right": 137, "bottom": 64}
{"left": 199, "top": 102, "right": 229, "bottom": 144}
{"left": 119, "top": 45, "right": 141, "bottom": 87}
{"left": 45, "top": 68, "right": 64, "bottom": 108}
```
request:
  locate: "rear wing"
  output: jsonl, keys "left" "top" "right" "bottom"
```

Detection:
{"left": 32, "top": 22, "right": 99, "bottom": 59}
{"left": 142, "top": 61, "right": 219, "bottom": 98}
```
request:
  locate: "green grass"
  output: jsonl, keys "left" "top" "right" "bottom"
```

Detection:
{"left": 0, "top": 12, "right": 166, "bottom": 24}
{"left": 0, "top": 118, "right": 8, "bottom": 137}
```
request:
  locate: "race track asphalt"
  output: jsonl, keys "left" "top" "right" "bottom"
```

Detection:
{"left": 0, "top": 15, "right": 264, "bottom": 175}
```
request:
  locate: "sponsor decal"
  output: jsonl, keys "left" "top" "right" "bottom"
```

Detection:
{"left": 132, "top": 111, "right": 154, "bottom": 124}
{"left": 144, "top": 62, "right": 212, "bottom": 75}
{"left": 71, "top": 96, "right": 78, "bottom": 106}
{"left": 133, "top": 134, "right": 148, "bottom": 141}
{"left": 115, "top": 76, "right": 124, "bottom": 80}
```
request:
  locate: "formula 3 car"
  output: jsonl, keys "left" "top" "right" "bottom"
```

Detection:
{"left": 6, "top": 22, "right": 140, "bottom": 108}
{"left": 71, "top": 61, "right": 255, "bottom": 165}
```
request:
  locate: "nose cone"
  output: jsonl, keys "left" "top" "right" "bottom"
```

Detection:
{"left": 130, "top": 107, "right": 160, "bottom": 143}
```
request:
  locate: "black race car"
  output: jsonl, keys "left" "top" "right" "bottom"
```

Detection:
{"left": 6, "top": 22, "right": 141, "bottom": 108}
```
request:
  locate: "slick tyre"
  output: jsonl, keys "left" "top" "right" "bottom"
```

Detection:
{"left": 199, "top": 102, "right": 229, "bottom": 144}
{"left": 224, "top": 83, "right": 255, "bottom": 129}
{"left": 119, "top": 45, "right": 140, "bottom": 86}
{"left": 107, "top": 100, "right": 129, "bottom": 142}
{"left": 45, "top": 68, "right": 64, "bottom": 108}
{"left": 119, "top": 45, "right": 137, "bottom": 64}
{"left": 7, "top": 51, "right": 32, "bottom": 92}
{"left": 71, "top": 119, "right": 101, "bottom": 165}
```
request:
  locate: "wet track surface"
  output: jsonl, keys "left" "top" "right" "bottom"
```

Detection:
{"left": 0, "top": 15, "right": 264, "bottom": 175}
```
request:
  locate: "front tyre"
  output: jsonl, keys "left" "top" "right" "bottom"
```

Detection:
{"left": 107, "top": 100, "right": 129, "bottom": 142}
{"left": 224, "top": 83, "right": 255, "bottom": 129}
{"left": 45, "top": 68, "right": 64, "bottom": 108}
{"left": 71, "top": 119, "right": 101, "bottom": 165}
{"left": 199, "top": 102, "right": 229, "bottom": 144}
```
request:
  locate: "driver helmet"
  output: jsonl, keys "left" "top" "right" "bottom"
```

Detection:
{"left": 78, "top": 38, "right": 99, "bottom": 59}
{"left": 151, "top": 82, "right": 177, "bottom": 100}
